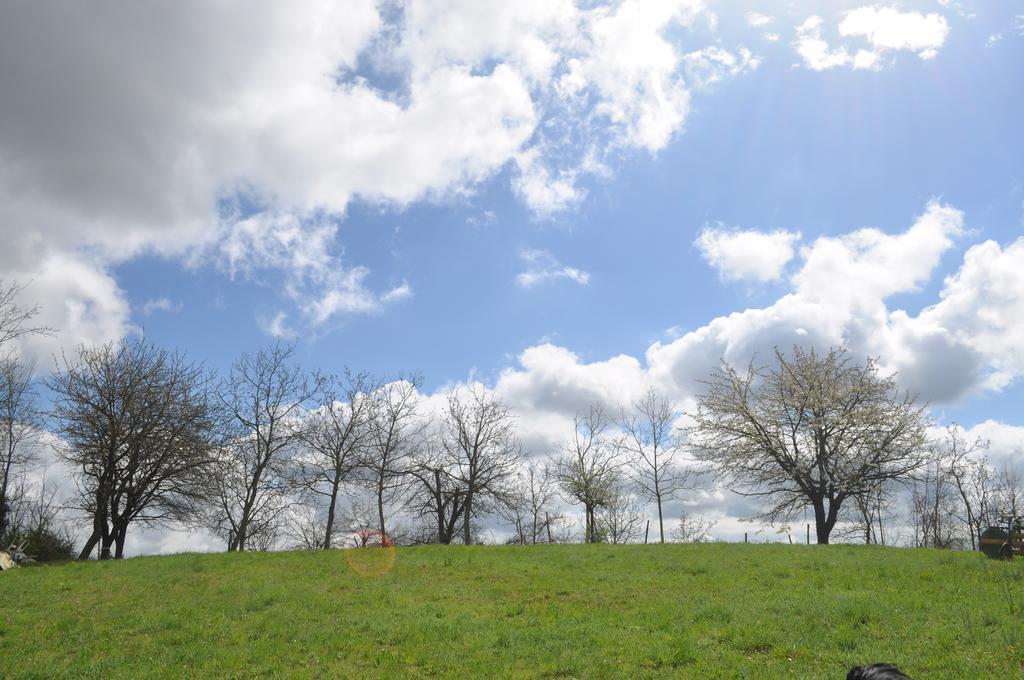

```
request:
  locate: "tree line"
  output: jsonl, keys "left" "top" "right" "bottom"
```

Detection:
{"left": 1, "top": 281, "right": 1021, "bottom": 559}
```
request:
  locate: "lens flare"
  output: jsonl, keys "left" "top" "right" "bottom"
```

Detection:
{"left": 342, "top": 528, "right": 396, "bottom": 577}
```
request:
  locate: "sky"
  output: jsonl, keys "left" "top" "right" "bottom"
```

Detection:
{"left": 2, "top": 0, "right": 1023, "bottom": 553}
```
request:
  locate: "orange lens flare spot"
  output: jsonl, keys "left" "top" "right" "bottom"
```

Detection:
{"left": 342, "top": 529, "right": 396, "bottom": 577}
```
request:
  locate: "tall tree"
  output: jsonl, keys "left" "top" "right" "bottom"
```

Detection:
{"left": 50, "top": 340, "right": 217, "bottom": 559}
{"left": 407, "top": 434, "right": 467, "bottom": 544}
{"left": 441, "top": 386, "right": 521, "bottom": 545}
{"left": 689, "top": 347, "right": 930, "bottom": 544}
{"left": 211, "top": 343, "right": 320, "bottom": 552}
{"left": 361, "top": 377, "right": 423, "bottom": 538}
{"left": 619, "top": 388, "right": 690, "bottom": 543}
{"left": 937, "top": 425, "right": 992, "bottom": 550}
{"left": 553, "top": 407, "right": 622, "bottom": 544}
{"left": 0, "top": 358, "right": 39, "bottom": 537}
{"left": 296, "top": 370, "right": 377, "bottom": 549}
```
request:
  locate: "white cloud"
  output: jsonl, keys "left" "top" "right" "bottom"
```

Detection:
{"left": 0, "top": 0, "right": 753, "bottom": 341}
{"left": 516, "top": 249, "right": 591, "bottom": 289}
{"left": 746, "top": 12, "right": 773, "bottom": 28}
{"left": 695, "top": 227, "right": 800, "bottom": 283}
{"left": 839, "top": 6, "right": 949, "bottom": 60}
{"left": 683, "top": 46, "right": 761, "bottom": 88}
{"left": 557, "top": 0, "right": 703, "bottom": 153}
{"left": 513, "top": 149, "right": 585, "bottom": 215}
{"left": 791, "top": 201, "right": 962, "bottom": 305}
{"left": 218, "top": 212, "right": 409, "bottom": 325}
{"left": 500, "top": 203, "right": 1019, "bottom": 424}
{"left": 961, "top": 421, "right": 1024, "bottom": 472}
{"left": 794, "top": 16, "right": 855, "bottom": 71}
{"left": 381, "top": 282, "right": 413, "bottom": 305}
{"left": 258, "top": 311, "right": 295, "bottom": 339}
{"left": 794, "top": 7, "right": 950, "bottom": 71}
{"left": 7, "top": 253, "right": 132, "bottom": 363}
{"left": 915, "top": 237, "right": 1024, "bottom": 391}
{"left": 986, "top": 33, "right": 1003, "bottom": 48}
{"left": 140, "top": 297, "right": 182, "bottom": 316}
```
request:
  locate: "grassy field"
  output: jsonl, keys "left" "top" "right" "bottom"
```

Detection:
{"left": 1, "top": 543, "right": 1022, "bottom": 678}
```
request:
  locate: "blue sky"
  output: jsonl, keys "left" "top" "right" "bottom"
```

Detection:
{"left": 2, "top": 1, "right": 1023, "bottom": 550}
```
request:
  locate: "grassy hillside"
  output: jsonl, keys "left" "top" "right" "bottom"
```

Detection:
{"left": 1, "top": 543, "right": 1022, "bottom": 678}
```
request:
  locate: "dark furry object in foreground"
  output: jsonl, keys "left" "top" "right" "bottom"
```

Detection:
{"left": 847, "top": 663, "right": 911, "bottom": 679}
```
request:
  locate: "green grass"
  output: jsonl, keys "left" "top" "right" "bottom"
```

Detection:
{"left": 1, "top": 543, "right": 1022, "bottom": 678}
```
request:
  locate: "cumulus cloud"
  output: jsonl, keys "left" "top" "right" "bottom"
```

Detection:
{"left": 695, "top": 227, "right": 800, "bottom": 282}
{"left": 915, "top": 237, "right": 1024, "bottom": 391}
{"left": 794, "top": 7, "right": 950, "bottom": 71}
{"left": 1, "top": 0, "right": 755, "bottom": 350}
{"left": 498, "top": 202, "right": 1024, "bottom": 432}
{"left": 516, "top": 249, "right": 591, "bottom": 289}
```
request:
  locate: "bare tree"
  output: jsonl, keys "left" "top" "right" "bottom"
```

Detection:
{"left": 285, "top": 505, "right": 330, "bottom": 550}
{"left": 0, "top": 358, "right": 40, "bottom": 537}
{"left": 500, "top": 462, "right": 561, "bottom": 545}
{"left": 210, "top": 343, "right": 320, "bottom": 552}
{"left": 50, "top": 339, "right": 218, "bottom": 559}
{"left": 361, "top": 377, "right": 423, "bottom": 538}
{"left": 689, "top": 347, "right": 930, "bottom": 544}
{"left": 937, "top": 426, "right": 993, "bottom": 550}
{"left": 845, "top": 481, "right": 898, "bottom": 545}
{"left": 995, "top": 463, "right": 1024, "bottom": 520}
{"left": 599, "top": 483, "right": 647, "bottom": 544}
{"left": 553, "top": 407, "right": 622, "bottom": 544}
{"left": 0, "top": 281, "right": 50, "bottom": 538}
{"left": 619, "top": 388, "right": 691, "bottom": 543}
{"left": 407, "top": 435, "right": 467, "bottom": 544}
{"left": 908, "top": 457, "right": 964, "bottom": 549}
{"left": 672, "top": 511, "right": 717, "bottom": 543}
{"left": 295, "top": 370, "right": 377, "bottom": 549}
{"left": 441, "top": 386, "right": 522, "bottom": 545}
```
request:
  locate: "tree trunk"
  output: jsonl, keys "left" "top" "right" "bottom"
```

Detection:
{"left": 434, "top": 469, "right": 446, "bottom": 544}
{"left": 79, "top": 531, "right": 100, "bottom": 560}
{"left": 114, "top": 523, "right": 128, "bottom": 559}
{"left": 100, "top": 533, "right": 115, "bottom": 560}
{"left": 324, "top": 480, "right": 340, "bottom": 550}
{"left": 377, "top": 481, "right": 386, "bottom": 538}
{"left": 585, "top": 503, "right": 596, "bottom": 543}
{"left": 233, "top": 520, "right": 248, "bottom": 552}
{"left": 0, "top": 456, "right": 12, "bottom": 536}
{"left": 656, "top": 495, "right": 665, "bottom": 544}
{"left": 812, "top": 496, "right": 831, "bottom": 544}
{"left": 462, "top": 490, "right": 474, "bottom": 545}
